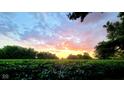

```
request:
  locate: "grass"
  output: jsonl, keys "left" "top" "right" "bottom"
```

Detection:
{"left": 0, "top": 59, "right": 124, "bottom": 80}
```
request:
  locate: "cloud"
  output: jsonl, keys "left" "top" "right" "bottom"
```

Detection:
{"left": 83, "top": 12, "right": 118, "bottom": 24}
{"left": 0, "top": 12, "right": 118, "bottom": 56}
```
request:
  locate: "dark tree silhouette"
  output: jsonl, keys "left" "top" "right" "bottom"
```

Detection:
{"left": 67, "top": 52, "right": 92, "bottom": 59}
{"left": 82, "top": 52, "right": 92, "bottom": 59}
{"left": 95, "top": 12, "right": 124, "bottom": 59}
{"left": 67, "top": 54, "right": 79, "bottom": 59}
{"left": 0, "top": 45, "right": 58, "bottom": 59}
{"left": 37, "top": 52, "right": 58, "bottom": 59}
{"left": 95, "top": 41, "right": 116, "bottom": 59}
{"left": 0, "top": 46, "right": 37, "bottom": 59}
{"left": 68, "top": 12, "right": 89, "bottom": 22}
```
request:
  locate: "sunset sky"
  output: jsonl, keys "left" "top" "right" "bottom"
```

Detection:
{"left": 0, "top": 12, "right": 119, "bottom": 58}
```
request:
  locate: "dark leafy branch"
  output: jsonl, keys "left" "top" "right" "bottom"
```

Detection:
{"left": 68, "top": 12, "right": 89, "bottom": 22}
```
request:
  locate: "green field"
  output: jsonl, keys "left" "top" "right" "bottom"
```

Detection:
{"left": 0, "top": 59, "right": 124, "bottom": 80}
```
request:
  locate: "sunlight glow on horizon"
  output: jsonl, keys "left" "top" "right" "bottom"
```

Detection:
{"left": 34, "top": 47, "right": 95, "bottom": 58}
{"left": 0, "top": 12, "right": 118, "bottom": 59}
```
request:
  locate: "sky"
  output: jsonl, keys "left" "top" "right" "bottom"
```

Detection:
{"left": 0, "top": 12, "right": 119, "bottom": 58}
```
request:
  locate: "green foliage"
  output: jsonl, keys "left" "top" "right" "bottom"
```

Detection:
{"left": 95, "top": 41, "right": 116, "bottom": 59}
{"left": 0, "top": 46, "right": 58, "bottom": 59}
{"left": 0, "top": 59, "right": 124, "bottom": 80}
{"left": 0, "top": 46, "right": 37, "bottom": 59}
{"left": 95, "top": 12, "right": 124, "bottom": 59}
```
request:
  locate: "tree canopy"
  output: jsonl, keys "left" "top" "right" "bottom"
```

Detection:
{"left": 95, "top": 12, "right": 124, "bottom": 59}
{"left": 0, "top": 46, "right": 37, "bottom": 59}
{"left": 67, "top": 52, "right": 92, "bottom": 59}
{"left": 37, "top": 52, "right": 58, "bottom": 59}
{"left": 0, "top": 45, "right": 58, "bottom": 59}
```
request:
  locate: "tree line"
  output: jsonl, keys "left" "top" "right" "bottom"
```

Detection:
{"left": 0, "top": 45, "right": 92, "bottom": 59}
{"left": 67, "top": 52, "right": 92, "bottom": 59}
{"left": 0, "top": 46, "right": 58, "bottom": 59}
